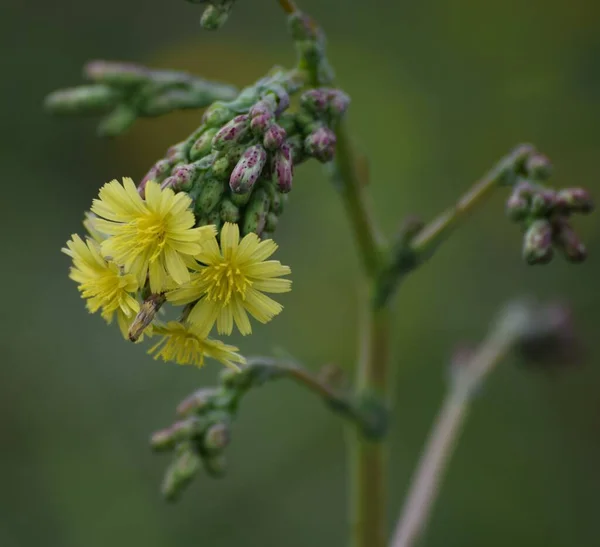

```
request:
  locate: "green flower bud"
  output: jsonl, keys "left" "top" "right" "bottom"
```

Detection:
{"left": 203, "top": 423, "right": 231, "bottom": 452}
{"left": 525, "top": 154, "right": 553, "bottom": 181}
{"left": 230, "top": 190, "right": 252, "bottom": 207}
{"left": 265, "top": 212, "right": 279, "bottom": 232}
{"left": 44, "top": 85, "right": 121, "bottom": 115}
{"left": 189, "top": 128, "right": 219, "bottom": 161}
{"left": 530, "top": 189, "right": 556, "bottom": 216}
{"left": 97, "top": 103, "right": 137, "bottom": 137}
{"left": 242, "top": 187, "right": 270, "bottom": 235}
{"left": 202, "top": 101, "right": 234, "bottom": 127}
{"left": 505, "top": 194, "right": 529, "bottom": 221}
{"left": 196, "top": 178, "right": 226, "bottom": 214}
{"left": 163, "top": 162, "right": 202, "bottom": 192}
{"left": 150, "top": 417, "right": 204, "bottom": 451}
{"left": 203, "top": 453, "right": 227, "bottom": 478}
{"left": 200, "top": 4, "right": 230, "bottom": 30}
{"left": 523, "top": 219, "right": 554, "bottom": 265}
{"left": 162, "top": 448, "right": 201, "bottom": 501}
{"left": 265, "top": 180, "right": 287, "bottom": 215}
{"left": 220, "top": 199, "right": 241, "bottom": 223}
{"left": 212, "top": 114, "right": 251, "bottom": 150}
{"left": 84, "top": 60, "right": 150, "bottom": 87}
{"left": 211, "top": 155, "right": 232, "bottom": 180}
{"left": 207, "top": 209, "right": 223, "bottom": 231}
{"left": 229, "top": 145, "right": 268, "bottom": 193}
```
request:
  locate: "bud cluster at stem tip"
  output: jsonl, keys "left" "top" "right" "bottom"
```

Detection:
{"left": 505, "top": 150, "right": 593, "bottom": 265}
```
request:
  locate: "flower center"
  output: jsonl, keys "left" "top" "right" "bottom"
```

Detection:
{"left": 135, "top": 213, "right": 167, "bottom": 260}
{"left": 200, "top": 261, "right": 252, "bottom": 304}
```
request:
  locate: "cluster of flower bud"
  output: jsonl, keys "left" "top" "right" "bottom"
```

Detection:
{"left": 151, "top": 361, "right": 285, "bottom": 500}
{"left": 44, "top": 60, "right": 237, "bottom": 136}
{"left": 137, "top": 70, "right": 350, "bottom": 238}
{"left": 505, "top": 153, "right": 593, "bottom": 265}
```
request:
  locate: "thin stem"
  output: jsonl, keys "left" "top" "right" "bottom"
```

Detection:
{"left": 389, "top": 309, "right": 526, "bottom": 547}
{"left": 375, "top": 144, "right": 535, "bottom": 306}
{"left": 334, "top": 120, "right": 385, "bottom": 277}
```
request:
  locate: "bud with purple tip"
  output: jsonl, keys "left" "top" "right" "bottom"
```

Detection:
{"left": 273, "top": 142, "right": 293, "bottom": 192}
{"left": 212, "top": 114, "right": 250, "bottom": 150}
{"left": 263, "top": 124, "right": 287, "bottom": 151}
{"left": 523, "top": 219, "right": 554, "bottom": 265}
{"left": 250, "top": 113, "right": 274, "bottom": 136}
{"left": 304, "top": 126, "right": 337, "bottom": 162}
{"left": 555, "top": 188, "right": 594, "bottom": 214}
{"left": 229, "top": 144, "right": 268, "bottom": 193}
{"left": 553, "top": 218, "right": 587, "bottom": 263}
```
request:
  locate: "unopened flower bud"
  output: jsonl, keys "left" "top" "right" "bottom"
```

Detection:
{"left": 250, "top": 113, "right": 274, "bottom": 135}
{"left": 97, "top": 104, "right": 138, "bottom": 137}
{"left": 162, "top": 448, "right": 201, "bottom": 501}
{"left": 273, "top": 142, "right": 293, "bottom": 192}
{"left": 196, "top": 178, "right": 225, "bottom": 214}
{"left": 523, "top": 219, "right": 553, "bottom": 265}
{"left": 229, "top": 144, "right": 267, "bottom": 193}
{"left": 249, "top": 98, "right": 275, "bottom": 118}
{"left": 211, "top": 155, "right": 232, "bottom": 180}
{"left": 202, "top": 101, "right": 234, "bottom": 127}
{"left": 176, "top": 388, "right": 219, "bottom": 417}
{"left": 139, "top": 159, "right": 172, "bottom": 194}
{"left": 84, "top": 60, "right": 149, "bottom": 86}
{"left": 200, "top": 4, "right": 230, "bottom": 30}
{"left": 44, "top": 85, "right": 120, "bottom": 115}
{"left": 525, "top": 154, "right": 553, "bottom": 181}
{"left": 328, "top": 89, "right": 351, "bottom": 118}
{"left": 241, "top": 187, "right": 270, "bottom": 235}
{"left": 220, "top": 199, "right": 241, "bottom": 223}
{"left": 128, "top": 293, "right": 166, "bottom": 342}
{"left": 553, "top": 219, "right": 587, "bottom": 263}
{"left": 263, "top": 124, "right": 287, "bottom": 151}
{"left": 203, "top": 453, "right": 227, "bottom": 478}
{"left": 505, "top": 194, "right": 529, "bottom": 221}
{"left": 555, "top": 188, "right": 594, "bottom": 214}
{"left": 265, "top": 212, "right": 279, "bottom": 232}
{"left": 162, "top": 163, "right": 199, "bottom": 192}
{"left": 189, "top": 127, "right": 219, "bottom": 160}
{"left": 212, "top": 114, "right": 251, "bottom": 150}
{"left": 265, "top": 84, "right": 290, "bottom": 115}
{"left": 203, "top": 423, "right": 231, "bottom": 452}
{"left": 530, "top": 189, "right": 556, "bottom": 216}
{"left": 304, "top": 126, "right": 336, "bottom": 162}
{"left": 150, "top": 417, "right": 203, "bottom": 451}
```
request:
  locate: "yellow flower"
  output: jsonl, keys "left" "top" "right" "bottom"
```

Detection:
{"left": 62, "top": 234, "right": 140, "bottom": 339}
{"left": 148, "top": 321, "right": 246, "bottom": 370}
{"left": 91, "top": 177, "right": 216, "bottom": 293}
{"left": 167, "top": 222, "right": 291, "bottom": 336}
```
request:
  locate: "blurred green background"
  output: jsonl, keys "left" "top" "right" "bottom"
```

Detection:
{"left": 2, "top": 0, "right": 600, "bottom": 545}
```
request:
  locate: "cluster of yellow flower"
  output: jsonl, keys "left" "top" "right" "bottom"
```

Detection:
{"left": 63, "top": 177, "right": 292, "bottom": 371}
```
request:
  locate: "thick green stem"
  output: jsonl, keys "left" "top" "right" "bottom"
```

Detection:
{"left": 349, "top": 299, "right": 392, "bottom": 547}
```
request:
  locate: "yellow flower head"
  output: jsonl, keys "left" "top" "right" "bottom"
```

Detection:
{"left": 62, "top": 234, "right": 140, "bottom": 339}
{"left": 91, "top": 178, "right": 216, "bottom": 293}
{"left": 148, "top": 321, "right": 246, "bottom": 370}
{"left": 167, "top": 222, "right": 292, "bottom": 336}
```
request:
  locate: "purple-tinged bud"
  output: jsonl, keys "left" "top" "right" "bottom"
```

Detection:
{"left": 176, "top": 388, "right": 219, "bottom": 417}
{"left": 162, "top": 163, "right": 198, "bottom": 192}
{"left": 249, "top": 98, "right": 275, "bottom": 118}
{"left": 203, "top": 423, "right": 230, "bottom": 452}
{"left": 229, "top": 145, "right": 268, "bottom": 193}
{"left": 273, "top": 143, "right": 294, "bottom": 192}
{"left": 300, "top": 88, "right": 329, "bottom": 115}
{"left": 212, "top": 114, "right": 250, "bottom": 150}
{"left": 328, "top": 89, "right": 351, "bottom": 118}
{"left": 250, "top": 113, "right": 274, "bottom": 136}
{"left": 203, "top": 454, "right": 227, "bottom": 478}
{"left": 266, "top": 84, "right": 290, "bottom": 115}
{"left": 523, "top": 219, "right": 554, "bottom": 265}
{"left": 506, "top": 194, "right": 529, "bottom": 221}
{"left": 150, "top": 417, "right": 203, "bottom": 451}
{"left": 304, "top": 126, "right": 337, "bottom": 163}
{"left": 139, "top": 159, "right": 172, "bottom": 196}
{"left": 553, "top": 219, "right": 587, "bottom": 263}
{"left": 555, "top": 188, "right": 594, "bottom": 214}
{"left": 263, "top": 124, "right": 287, "bottom": 151}
{"left": 189, "top": 128, "right": 219, "bottom": 160}
{"left": 530, "top": 189, "right": 556, "bottom": 216}
{"left": 525, "top": 154, "right": 553, "bottom": 181}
